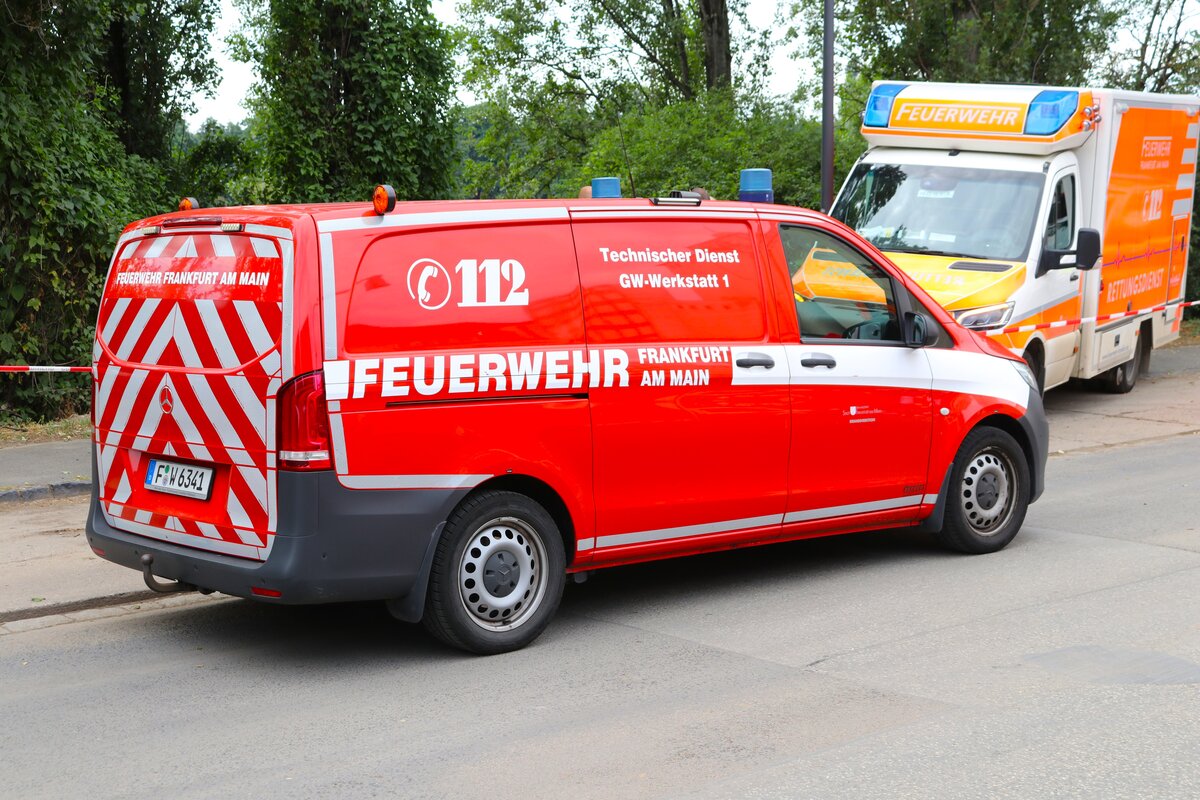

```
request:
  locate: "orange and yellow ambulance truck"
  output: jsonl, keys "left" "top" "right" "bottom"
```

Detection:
{"left": 832, "top": 81, "right": 1198, "bottom": 393}
{"left": 86, "top": 191, "right": 1048, "bottom": 653}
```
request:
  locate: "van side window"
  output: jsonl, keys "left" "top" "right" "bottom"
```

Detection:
{"left": 780, "top": 225, "right": 902, "bottom": 343}
{"left": 1045, "top": 174, "right": 1075, "bottom": 251}
{"left": 573, "top": 220, "right": 767, "bottom": 343}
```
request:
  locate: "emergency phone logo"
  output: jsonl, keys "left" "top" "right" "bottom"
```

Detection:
{"left": 407, "top": 258, "right": 453, "bottom": 310}
{"left": 407, "top": 257, "right": 530, "bottom": 311}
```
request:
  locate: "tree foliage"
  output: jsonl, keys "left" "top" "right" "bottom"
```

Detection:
{"left": 102, "top": 0, "right": 220, "bottom": 161}
{"left": 815, "top": 0, "right": 1115, "bottom": 86}
{"left": 1100, "top": 0, "right": 1200, "bottom": 94}
{"left": 232, "top": 0, "right": 456, "bottom": 203}
{"left": 579, "top": 91, "right": 862, "bottom": 208}
{"left": 0, "top": 0, "right": 190, "bottom": 420}
{"left": 169, "top": 120, "right": 255, "bottom": 206}
{"left": 460, "top": 0, "right": 763, "bottom": 107}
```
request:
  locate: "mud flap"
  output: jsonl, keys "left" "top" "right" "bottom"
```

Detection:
{"left": 385, "top": 521, "right": 446, "bottom": 623}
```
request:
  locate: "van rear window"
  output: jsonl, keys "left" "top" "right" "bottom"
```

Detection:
{"left": 97, "top": 233, "right": 282, "bottom": 369}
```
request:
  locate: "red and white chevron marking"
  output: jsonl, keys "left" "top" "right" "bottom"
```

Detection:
{"left": 988, "top": 299, "right": 1199, "bottom": 335}
{"left": 93, "top": 233, "right": 283, "bottom": 561}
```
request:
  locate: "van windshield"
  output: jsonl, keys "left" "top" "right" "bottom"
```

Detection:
{"left": 832, "top": 163, "right": 1045, "bottom": 262}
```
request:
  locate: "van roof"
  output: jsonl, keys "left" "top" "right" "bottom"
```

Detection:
{"left": 126, "top": 198, "right": 830, "bottom": 235}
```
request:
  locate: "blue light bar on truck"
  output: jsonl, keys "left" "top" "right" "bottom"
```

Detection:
{"left": 1023, "top": 90, "right": 1079, "bottom": 135}
{"left": 863, "top": 83, "right": 908, "bottom": 128}
{"left": 591, "top": 177, "right": 621, "bottom": 198}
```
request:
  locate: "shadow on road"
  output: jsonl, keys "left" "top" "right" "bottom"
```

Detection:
{"left": 117, "top": 525, "right": 969, "bottom": 661}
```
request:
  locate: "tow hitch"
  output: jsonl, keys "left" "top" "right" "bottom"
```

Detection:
{"left": 140, "top": 553, "right": 207, "bottom": 594}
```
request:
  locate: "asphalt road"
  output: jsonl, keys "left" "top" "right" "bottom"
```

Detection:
{"left": 2, "top": 432, "right": 1198, "bottom": 799}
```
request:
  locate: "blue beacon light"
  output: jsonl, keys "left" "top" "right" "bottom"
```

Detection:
{"left": 739, "top": 168, "right": 774, "bottom": 203}
{"left": 591, "top": 177, "right": 622, "bottom": 198}
{"left": 863, "top": 83, "right": 907, "bottom": 128}
{"left": 1024, "top": 90, "right": 1080, "bottom": 136}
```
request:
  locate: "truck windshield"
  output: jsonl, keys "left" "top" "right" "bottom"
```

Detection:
{"left": 832, "top": 163, "right": 1045, "bottom": 262}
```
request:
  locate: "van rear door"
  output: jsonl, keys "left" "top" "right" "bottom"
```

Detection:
{"left": 93, "top": 225, "right": 288, "bottom": 560}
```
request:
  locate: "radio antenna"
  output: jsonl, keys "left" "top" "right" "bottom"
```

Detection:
{"left": 615, "top": 110, "right": 637, "bottom": 197}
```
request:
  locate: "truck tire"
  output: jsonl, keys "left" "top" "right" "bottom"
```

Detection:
{"left": 1103, "top": 334, "right": 1144, "bottom": 394}
{"left": 934, "top": 427, "right": 1030, "bottom": 554}
{"left": 423, "top": 490, "right": 566, "bottom": 655}
{"left": 1022, "top": 345, "right": 1045, "bottom": 395}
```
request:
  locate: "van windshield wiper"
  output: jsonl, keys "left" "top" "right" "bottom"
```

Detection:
{"left": 879, "top": 245, "right": 969, "bottom": 258}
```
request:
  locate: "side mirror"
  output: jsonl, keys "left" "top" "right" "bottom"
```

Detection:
{"left": 903, "top": 311, "right": 938, "bottom": 348}
{"left": 1074, "top": 228, "right": 1101, "bottom": 271}
{"left": 1038, "top": 227, "right": 1101, "bottom": 275}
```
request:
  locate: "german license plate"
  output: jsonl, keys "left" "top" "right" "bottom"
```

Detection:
{"left": 144, "top": 459, "right": 213, "bottom": 500}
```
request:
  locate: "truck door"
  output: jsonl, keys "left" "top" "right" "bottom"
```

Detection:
{"left": 1035, "top": 168, "right": 1084, "bottom": 385}
{"left": 768, "top": 222, "right": 935, "bottom": 526}
{"left": 572, "top": 213, "right": 789, "bottom": 558}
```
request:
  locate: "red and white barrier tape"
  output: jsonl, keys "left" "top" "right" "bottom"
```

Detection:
{"left": 988, "top": 299, "right": 1200, "bottom": 335}
{"left": 0, "top": 365, "right": 91, "bottom": 374}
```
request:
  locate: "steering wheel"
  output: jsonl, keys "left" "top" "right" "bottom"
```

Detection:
{"left": 843, "top": 319, "right": 884, "bottom": 340}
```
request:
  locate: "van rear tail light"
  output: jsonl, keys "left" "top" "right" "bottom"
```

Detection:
{"left": 278, "top": 371, "right": 332, "bottom": 471}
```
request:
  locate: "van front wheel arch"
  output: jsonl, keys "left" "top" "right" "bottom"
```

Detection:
{"left": 933, "top": 426, "right": 1031, "bottom": 555}
{"left": 422, "top": 490, "right": 566, "bottom": 655}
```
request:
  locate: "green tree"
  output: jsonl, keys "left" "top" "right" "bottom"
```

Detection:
{"left": 1100, "top": 0, "right": 1200, "bottom": 94}
{"left": 579, "top": 91, "right": 861, "bottom": 207}
{"left": 233, "top": 0, "right": 457, "bottom": 203}
{"left": 814, "top": 0, "right": 1115, "bottom": 86}
{"left": 169, "top": 120, "right": 255, "bottom": 206}
{"left": 0, "top": 1, "right": 148, "bottom": 420}
{"left": 102, "top": 0, "right": 220, "bottom": 161}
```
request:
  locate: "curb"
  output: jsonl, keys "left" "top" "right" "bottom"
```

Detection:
{"left": 0, "top": 481, "right": 90, "bottom": 504}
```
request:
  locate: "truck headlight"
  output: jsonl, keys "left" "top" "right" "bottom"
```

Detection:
{"left": 953, "top": 302, "right": 1015, "bottom": 331}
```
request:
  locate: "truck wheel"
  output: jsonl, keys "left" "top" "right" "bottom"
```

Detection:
{"left": 1103, "top": 334, "right": 1143, "bottom": 394}
{"left": 934, "top": 427, "right": 1030, "bottom": 554}
{"left": 423, "top": 490, "right": 565, "bottom": 655}
{"left": 1023, "top": 346, "right": 1045, "bottom": 395}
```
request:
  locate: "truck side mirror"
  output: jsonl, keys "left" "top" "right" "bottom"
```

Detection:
{"left": 903, "top": 311, "right": 938, "bottom": 348}
{"left": 1073, "top": 228, "right": 1101, "bottom": 271}
{"left": 1038, "top": 227, "right": 1101, "bottom": 275}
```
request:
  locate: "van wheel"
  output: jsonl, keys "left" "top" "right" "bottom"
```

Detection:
{"left": 934, "top": 427, "right": 1030, "bottom": 554}
{"left": 423, "top": 490, "right": 565, "bottom": 655}
{"left": 1103, "top": 334, "right": 1144, "bottom": 394}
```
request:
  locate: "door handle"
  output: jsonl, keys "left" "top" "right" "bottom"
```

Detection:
{"left": 1069, "top": 271, "right": 1080, "bottom": 281}
{"left": 736, "top": 353, "right": 775, "bottom": 369}
{"left": 800, "top": 353, "right": 837, "bottom": 369}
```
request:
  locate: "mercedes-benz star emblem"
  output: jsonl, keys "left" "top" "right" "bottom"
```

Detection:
{"left": 160, "top": 386, "right": 174, "bottom": 414}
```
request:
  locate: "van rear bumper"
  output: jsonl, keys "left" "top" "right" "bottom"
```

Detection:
{"left": 85, "top": 469, "right": 466, "bottom": 608}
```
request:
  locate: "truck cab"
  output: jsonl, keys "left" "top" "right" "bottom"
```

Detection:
{"left": 832, "top": 81, "right": 1198, "bottom": 393}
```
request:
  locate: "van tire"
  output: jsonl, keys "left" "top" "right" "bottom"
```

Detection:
{"left": 423, "top": 490, "right": 565, "bottom": 655}
{"left": 1103, "top": 333, "right": 1145, "bottom": 394}
{"left": 934, "top": 427, "right": 1030, "bottom": 554}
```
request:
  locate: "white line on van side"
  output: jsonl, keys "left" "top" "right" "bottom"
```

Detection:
{"left": 316, "top": 206, "right": 570, "bottom": 234}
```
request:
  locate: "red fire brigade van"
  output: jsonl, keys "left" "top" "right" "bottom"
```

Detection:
{"left": 86, "top": 193, "right": 1049, "bottom": 654}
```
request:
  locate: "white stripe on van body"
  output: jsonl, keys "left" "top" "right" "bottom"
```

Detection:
{"left": 115, "top": 299, "right": 162, "bottom": 361}
{"left": 316, "top": 206, "right": 570, "bottom": 234}
{"left": 100, "top": 297, "right": 132, "bottom": 345}
{"left": 590, "top": 492, "right": 933, "bottom": 551}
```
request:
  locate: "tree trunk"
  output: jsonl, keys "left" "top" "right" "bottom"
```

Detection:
{"left": 698, "top": 0, "right": 731, "bottom": 89}
{"left": 106, "top": 16, "right": 133, "bottom": 155}
{"left": 661, "top": 0, "right": 692, "bottom": 94}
